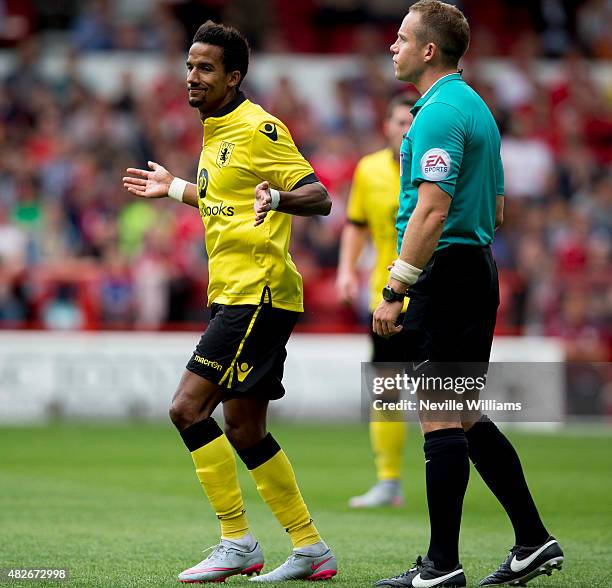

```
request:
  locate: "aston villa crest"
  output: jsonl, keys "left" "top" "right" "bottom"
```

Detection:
{"left": 216, "top": 141, "right": 235, "bottom": 167}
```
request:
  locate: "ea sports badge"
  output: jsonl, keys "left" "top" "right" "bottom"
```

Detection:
{"left": 420, "top": 148, "right": 451, "bottom": 181}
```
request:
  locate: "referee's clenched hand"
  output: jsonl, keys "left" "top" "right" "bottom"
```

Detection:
{"left": 372, "top": 299, "right": 403, "bottom": 338}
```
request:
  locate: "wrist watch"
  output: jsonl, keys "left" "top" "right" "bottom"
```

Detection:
{"left": 382, "top": 285, "right": 406, "bottom": 303}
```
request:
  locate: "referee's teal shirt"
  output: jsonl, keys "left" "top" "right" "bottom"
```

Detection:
{"left": 396, "top": 72, "right": 504, "bottom": 253}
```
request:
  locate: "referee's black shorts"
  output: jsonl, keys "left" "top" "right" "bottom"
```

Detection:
{"left": 370, "top": 313, "right": 427, "bottom": 363}
{"left": 186, "top": 289, "right": 299, "bottom": 401}
{"left": 402, "top": 244, "right": 499, "bottom": 363}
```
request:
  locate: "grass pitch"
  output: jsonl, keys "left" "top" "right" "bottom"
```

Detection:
{"left": 0, "top": 423, "right": 611, "bottom": 587}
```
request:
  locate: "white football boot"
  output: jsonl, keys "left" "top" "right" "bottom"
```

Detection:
{"left": 178, "top": 534, "right": 264, "bottom": 583}
{"left": 349, "top": 480, "right": 404, "bottom": 508}
{"left": 249, "top": 540, "right": 337, "bottom": 582}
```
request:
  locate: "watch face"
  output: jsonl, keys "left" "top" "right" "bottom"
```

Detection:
{"left": 383, "top": 286, "right": 404, "bottom": 302}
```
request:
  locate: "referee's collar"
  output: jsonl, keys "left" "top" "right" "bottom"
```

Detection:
{"left": 411, "top": 72, "right": 463, "bottom": 115}
{"left": 208, "top": 90, "right": 247, "bottom": 119}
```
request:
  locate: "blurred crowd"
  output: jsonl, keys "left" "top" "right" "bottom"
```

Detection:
{"left": 3, "top": 0, "right": 611, "bottom": 59}
{"left": 0, "top": 1, "right": 610, "bottom": 362}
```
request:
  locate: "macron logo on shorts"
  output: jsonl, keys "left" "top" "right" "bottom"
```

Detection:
{"left": 193, "top": 355, "right": 223, "bottom": 371}
{"left": 420, "top": 148, "right": 451, "bottom": 181}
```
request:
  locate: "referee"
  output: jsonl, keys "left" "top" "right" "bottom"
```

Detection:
{"left": 373, "top": 2, "right": 563, "bottom": 587}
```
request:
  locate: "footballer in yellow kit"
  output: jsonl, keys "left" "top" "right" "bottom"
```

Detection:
{"left": 197, "top": 92, "right": 316, "bottom": 312}
{"left": 123, "top": 21, "right": 338, "bottom": 584}
{"left": 337, "top": 95, "right": 415, "bottom": 508}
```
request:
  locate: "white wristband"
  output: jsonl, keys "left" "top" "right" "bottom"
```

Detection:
{"left": 389, "top": 258, "right": 423, "bottom": 286}
{"left": 269, "top": 188, "right": 280, "bottom": 210}
{"left": 168, "top": 177, "right": 187, "bottom": 202}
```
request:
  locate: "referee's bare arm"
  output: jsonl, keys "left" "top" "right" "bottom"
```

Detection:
{"left": 373, "top": 181, "right": 450, "bottom": 338}
{"left": 391, "top": 181, "right": 450, "bottom": 284}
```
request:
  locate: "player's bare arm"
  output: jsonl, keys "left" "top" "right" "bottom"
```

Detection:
{"left": 372, "top": 181, "right": 450, "bottom": 337}
{"left": 337, "top": 222, "right": 368, "bottom": 305}
{"left": 253, "top": 180, "right": 331, "bottom": 226}
{"left": 123, "top": 161, "right": 199, "bottom": 207}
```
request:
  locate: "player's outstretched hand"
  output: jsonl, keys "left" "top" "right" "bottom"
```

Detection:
{"left": 123, "top": 161, "right": 173, "bottom": 199}
{"left": 254, "top": 180, "right": 272, "bottom": 226}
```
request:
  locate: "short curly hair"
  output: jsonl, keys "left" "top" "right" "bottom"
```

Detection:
{"left": 192, "top": 21, "right": 250, "bottom": 88}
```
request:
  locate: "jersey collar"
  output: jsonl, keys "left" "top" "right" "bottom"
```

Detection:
{"left": 411, "top": 72, "right": 463, "bottom": 115}
{"left": 207, "top": 90, "right": 247, "bottom": 119}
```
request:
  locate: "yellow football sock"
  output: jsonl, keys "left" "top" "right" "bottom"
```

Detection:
{"left": 241, "top": 434, "right": 320, "bottom": 548}
{"left": 185, "top": 421, "right": 249, "bottom": 540}
{"left": 370, "top": 419, "right": 406, "bottom": 481}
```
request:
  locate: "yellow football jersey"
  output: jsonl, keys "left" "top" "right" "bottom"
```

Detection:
{"left": 196, "top": 92, "right": 317, "bottom": 312}
{"left": 346, "top": 148, "right": 406, "bottom": 312}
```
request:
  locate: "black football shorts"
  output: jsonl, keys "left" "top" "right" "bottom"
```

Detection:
{"left": 186, "top": 291, "right": 299, "bottom": 400}
{"left": 402, "top": 244, "right": 499, "bottom": 363}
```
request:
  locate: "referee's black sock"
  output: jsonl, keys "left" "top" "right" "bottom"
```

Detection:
{"left": 466, "top": 416, "right": 549, "bottom": 546}
{"left": 424, "top": 428, "right": 469, "bottom": 571}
